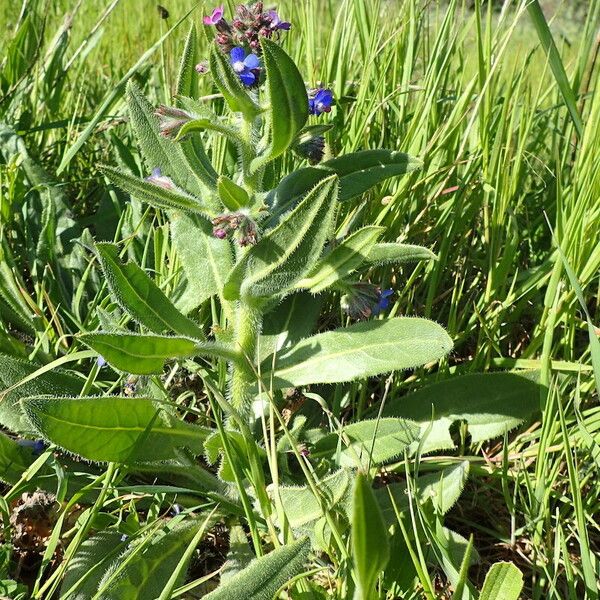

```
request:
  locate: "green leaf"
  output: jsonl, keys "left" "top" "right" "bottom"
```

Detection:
{"left": 312, "top": 418, "right": 420, "bottom": 468}
{"left": 277, "top": 469, "right": 352, "bottom": 529}
{"left": 203, "top": 536, "right": 311, "bottom": 600}
{"left": 365, "top": 243, "right": 437, "bottom": 266}
{"left": 97, "top": 518, "right": 211, "bottom": 600}
{"left": 209, "top": 45, "right": 261, "bottom": 119}
{"left": 170, "top": 213, "right": 234, "bottom": 315}
{"left": 94, "top": 243, "right": 204, "bottom": 339}
{"left": 352, "top": 473, "right": 390, "bottom": 600}
{"left": 0, "top": 432, "right": 38, "bottom": 484}
{"left": 79, "top": 332, "right": 196, "bottom": 374}
{"left": 224, "top": 175, "right": 339, "bottom": 301}
{"left": 218, "top": 176, "right": 251, "bottom": 211}
{"left": 101, "top": 165, "right": 208, "bottom": 215}
{"left": 176, "top": 24, "right": 198, "bottom": 99}
{"left": 381, "top": 372, "right": 542, "bottom": 453}
{"left": 21, "top": 396, "right": 207, "bottom": 463}
{"left": 221, "top": 525, "right": 254, "bottom": 583}
{"left": 0, "top": 354, "right": 84, "bottom": 435}
{"left": 375, "top": 462, "right": 469, "bottom": 525}
{"left": 60, "top": 531, "right": 126, "bottom": 600}
{"left": 262, "top": 317, "right": 453, "bottom": 388}
{"left": 266, "top": 150, "right": 422, "bottom": 225}
{"left": 255, "top": 38, "right": 308, "bottom": 165}
{"left": 296, "top": 226, "right": 384, "bottom": 292}
{"left": 479, "top": 562, "right": 524, "bottom": 600}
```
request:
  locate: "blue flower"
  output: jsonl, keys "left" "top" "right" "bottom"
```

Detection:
{"left": 372, "top": 288, "right": 394, "bottom": 315}
{"left": 97, "top": 355, "right": 107, "bottom": 368}
{"left": 309, "top": 88, "right": 333, "bottom": 116}
{"left": 230, "top": 47, "right": 260, "bottom": 86}
{"left": 17, "top": 439, "right": 46, "bottom": 455}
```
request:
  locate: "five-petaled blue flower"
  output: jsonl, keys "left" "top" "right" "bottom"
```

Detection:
{"left": 309, "top": 88, "right": 333, "bottom": 115}
{"left": 372, "top": 288, "right": 394, "bottom": 315}
{"left": 230, "top": 47, "right": 260, "bottom": 86}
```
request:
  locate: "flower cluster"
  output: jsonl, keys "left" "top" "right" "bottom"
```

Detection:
{"left": 341, "top": 284, "right": 394, "bottom": 320}
{"left": 212, "top": 211, "right": 258, "bottom": 246}
{"left": 204, "top": 3, "right": 290, "bottom": 54}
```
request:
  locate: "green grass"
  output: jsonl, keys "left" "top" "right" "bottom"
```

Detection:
{"left": 0, "top": 0, "right": 599, "bottom": 598}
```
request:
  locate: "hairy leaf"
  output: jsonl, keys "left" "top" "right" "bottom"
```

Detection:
{"left": 176, "top": 24, "right": 198, "bottom": 99}
{"left": 21, "top": 396, "right": 207, "bottom": 463}
{"left": 203, "top": 536, "right": 311, "bottom": 600}
{"left": 479, "top": 562, "right": 524, "bottom": 600}
{"left": 223, "top": 175, "right": 339, "bottom": 301}
{"left": 381, "top": 372, "right": 542, "bottom": 453}
{"left": 262, "top": 317, "right": 453, "bottom": 388}
{"left": 296, "top": 226, "right": 384, "bottom": 292}
{"left": 365, "top": 243, "right": 437, "bottom": 266}
{"left": 218, "top": 176, "right": 250, "bottom": 211}
{"left": 94, "top": 243, "right": 204, "bottom": 339}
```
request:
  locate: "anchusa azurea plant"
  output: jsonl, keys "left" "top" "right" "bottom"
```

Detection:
{"left": 0, "top": 4, "right": 539, "bottom": 598}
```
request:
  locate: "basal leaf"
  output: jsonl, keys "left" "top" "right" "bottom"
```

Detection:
{"left": 262, "top": 317, "right": 453, "bottom": 388}
{"left": 296, "top": 226, "right": 384, "bottom": 292}
{"left": 266, "top": 150, "right": 422, "bottom": 225}
{"left": 101, "top": 165, "right": 208, "bottom": 215}
{"left": 0, "top": 354, "right": 84, "bottom": 435}
{"left": 352, "top": 473, "right": 390, "bottom": 600}
{"left": 223, "top": 175, "right": 339, "bottom": 301}
{"left": 479, "top": 562, "right": 524, "bottom": 600}
{"left": 256, "top": 38, "right": 308, "bottom": 165}
{"left": 21, "top": 396, "right": 207, "bottom": 463}
{"left": 365, "top": 243, "right": 437, "bottom": 266}
{"left": 203, "top": 536, "right": 311, "bottom": 600}
{"left": 312, "top": 418, "right": 420, "bottom": 468}
{"left": 381, "top": 372, "right": 542, "bottom": 453}
{"left": 209, "top": 44, "right": 261, "bottom": 119}
{"left": 94, "top": 243, "right": 204, "bottom": 339}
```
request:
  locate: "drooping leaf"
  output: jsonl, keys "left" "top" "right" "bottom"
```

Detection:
{"left": 296, "top": 226, "right": 384, "bottom": 292}
{"left": 203, "top": 536, "right": 311, "bottom": 600}
{"left": 479, "top": 562, "right": 524, "bottom": 600}
{"left": 277, "top": 469, "right": 352, "bottom": 529}
{"left": 312, "top": 418, "right": 420, "bottom": 468}
{"left": 209, "top": 44, "right": 261, "bottom": 119}
{"left": 218, "top": 175, "right": 251, "bottom": 211}
{"left": 352, "top": 473, "right": 390, "bottom": 600}
{"left": 223, "top": 175, "right": 339, "bottom": 301}
{"left": 94, "top": 243, "right": 204, "bottom": 339}
{"left": 170, "top": 212, "right": 234, "bottom": 315}
{"left": 101, "top": 165, "right": 208, "bottom": 215}
{"left": 21, "top": 396, "right": 208, "bottom": 463}
{"left": 381, "top": 372, "right": 542, "bottom": 453}
{"left": 255, "top": 38, "right": 308, "bottom": 166}
{"left": 365, "top": 243, "right": 437, "bottom": 266}
{"left": 266, "top": 150, "right": 421, "bottom": 224}
{"left": 375, "top": 462, "right": 470, "bottom": 525}
{"left": 79, "top": 332, "right": 237, "bottom": 375}
{"left": 0, "top": 354, "right": 84, "bottom": 435}
{"left": 262, "top": 317, "right": 453, "bottom": 388}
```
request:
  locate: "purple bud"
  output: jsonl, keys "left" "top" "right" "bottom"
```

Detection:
{"left": 203, "top": 5, "right": 224, "bottom": 25}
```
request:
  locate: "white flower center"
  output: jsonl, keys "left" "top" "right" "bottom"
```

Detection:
{"left": 233, "top": 61, "right": 245, "bottom": 73}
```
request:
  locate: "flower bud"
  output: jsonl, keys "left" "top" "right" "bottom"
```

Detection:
{"left": 154, "top": 105, "right": 194, "bottom": 140}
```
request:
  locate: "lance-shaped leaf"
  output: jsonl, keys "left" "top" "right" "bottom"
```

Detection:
{"left": 312, "top": 418, "right": 420, "bottom": 468}
{"left": 381, "top": 372, "right": 542, "bottom": 453}
{"left": 375, "top": 462, "right": 469, "bottom": 525}
{"left": 223, "top": 175, "right": 339, "bottom": 301}
{"left": 102, "top": 165, "right": 208, "bottom": 215}
{"left": 20, "top": 396, "right": 208, "bottom": 462}
{"left": 479, "top": 562, "right": 524, "bottom": 600}
{"left": 203, "top": 536, "right": 311, "bottom": 600}
{"left": 218, "top": 176, "right": 250, "bottom": 211}
{"left": 266, "top": 150, "right": 422, "bottom": 224}
{"left": 352, "top": 473, "right": 390, "bottom": 600}
{"left": 79, "top": 333, "right": 239, "bottom": 375}
{"left": 253, "top": 38, "right": 308, "bottom": 167}
{"left": 365, "top": 243, "right": 437, "bottom": 266}
{"left": 209, "top": 44, "right": 261, "bottom": 119}
{"left": 176, "top": 24, "right": 198, "bottom": 99}
{"left": 170, "top": 213, "right": 234, "bottom": 315}
{"left": 94, "top": 243, "right": 204, "bottom": 339}
{"left": 296, "top": 226, "right": 384, "bottom": 292}
{"left": 261, "top": 317, "right": 453, "bottom": 388}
